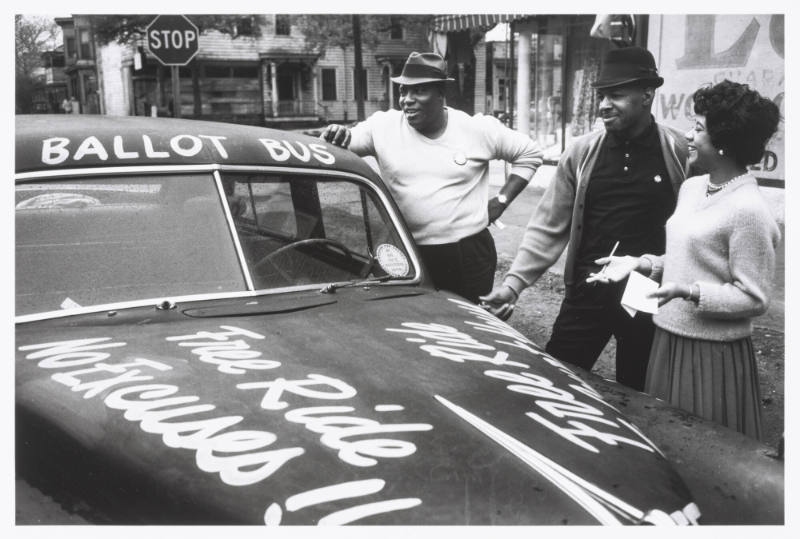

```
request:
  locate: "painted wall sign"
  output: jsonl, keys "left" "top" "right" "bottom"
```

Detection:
{"left": 650, "top": 14, "right": 784, "bottom": 181}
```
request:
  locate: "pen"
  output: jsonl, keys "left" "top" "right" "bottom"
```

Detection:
{"left": 595, "top": 240, "right": 620, "bottom": 281}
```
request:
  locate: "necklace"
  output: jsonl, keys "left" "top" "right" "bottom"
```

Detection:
{"left": 706, "top": 172, "right": 749, "bottom": 196}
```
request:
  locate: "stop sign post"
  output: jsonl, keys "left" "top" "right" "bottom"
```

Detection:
{"left": 146, "top": 15, "right": 200, "bottom": 117}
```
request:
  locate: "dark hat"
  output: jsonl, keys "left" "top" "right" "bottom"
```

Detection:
{"left": 592, "top": 46, "right": 664, "bottom": 89}
{"left": 390, "top": 52, "right": 455, "bottom": 85}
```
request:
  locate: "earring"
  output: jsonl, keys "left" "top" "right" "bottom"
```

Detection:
{"left": 718, "top": 149, "right": 725, "bottom": 156}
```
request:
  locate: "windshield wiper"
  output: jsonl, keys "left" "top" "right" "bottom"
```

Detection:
{"left": 319, "top": 275, "right": 414, "bottom": 294}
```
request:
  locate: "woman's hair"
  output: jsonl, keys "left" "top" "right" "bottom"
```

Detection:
{"left": 692, "top": 80, "right": 781, "bottom": 166}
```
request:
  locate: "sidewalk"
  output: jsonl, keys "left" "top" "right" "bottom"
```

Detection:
{"left": 487, "top": 160, "right": 786, "bottom": 332}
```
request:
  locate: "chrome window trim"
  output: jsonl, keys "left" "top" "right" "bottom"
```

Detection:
{"left": 15, "top": 164, "right": 422, "bottom": 323}
{"left": 15, "top": 286, "right": 330, "bottom": 324}
{"left": 213, "top": 170, "right": 255, "bottom": 291}
{"left": 15, "top": 164, "right": 224, "bottom": 182}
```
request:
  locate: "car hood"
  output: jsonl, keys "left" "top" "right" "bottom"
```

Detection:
{"left": 16, "top": 287, "right": 696, "bottom": 525}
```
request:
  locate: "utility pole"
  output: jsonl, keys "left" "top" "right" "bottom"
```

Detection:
{"left": 352, "top": 14, "right": 365, "bottom": 121}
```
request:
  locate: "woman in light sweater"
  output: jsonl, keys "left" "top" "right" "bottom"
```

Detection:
{"left": 587, "top": 80, "right": 781, "bottom": 439}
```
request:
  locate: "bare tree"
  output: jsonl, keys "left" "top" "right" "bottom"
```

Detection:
{"left": 296, "top": 15, "right": 433, "bottom": 121}
{"left": 15, "top": 15, "right": 60, "bottom": 112}
{"left": 90, "top": 15, "right": 269, "bottom": 45}
{"left": 296, "top": 14, "right": 431, "bottom": 54}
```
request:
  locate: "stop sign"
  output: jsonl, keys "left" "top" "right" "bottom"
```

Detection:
{"left": 146, "top": 15, "right": 200, "bottom": 66}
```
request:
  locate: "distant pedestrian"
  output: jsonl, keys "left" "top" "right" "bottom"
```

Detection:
{"left": 70, "top": 96, "right": 80, "bottom": 114}
{"left": 587, "top": 80, "right": 781, "bottom": 439}
{"left": 480, "top": 46, "right": 689, "bottom": 391}
{"left": 320, "top": 52, "right": 542, "bottom": 303}
{"left": 60, "top": 97, "right": 72, "bottom": 114}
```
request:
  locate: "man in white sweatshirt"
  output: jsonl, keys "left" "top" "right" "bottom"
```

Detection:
{"left": 321, "top": 51, "right": 542, "bottom": 303}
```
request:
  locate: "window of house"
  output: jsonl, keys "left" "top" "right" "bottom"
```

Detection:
{"left": 201, "top": 63, "right": 261, "bottom": 117}
{"left": 205, "top": 65, "right": 230, "bottom": 78}
{"left": 232, "top": 66, "right": 258, "bottom": 78}
{"left": 65, "top": 37, "right": 75, "bottom": 60}
{"left": 78, "top": 29, "right": 92, "bottom": 60}
{"left": 275, "top": 15, "right": 291, "bottom": 35}
{"left": 321, "top": 69, "right": 337, "bottom": 101}
{"left": 84, "top": 74, "right": 97, "bottom": 94}
{"left": 390, "top": 17, "right": 403, "bottom": 39}
{"left": 203, "top": 65, "right": 257, "bottom": 79}
{"left": 353, "top": 68, "right": 367, "bottom": 100}
{"left": 235, "top": 16, "right": 254, "bottom": 36}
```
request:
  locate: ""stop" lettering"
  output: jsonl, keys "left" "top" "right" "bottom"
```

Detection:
{"left": 149, "top": 29, "right": 197, "bottom": 50}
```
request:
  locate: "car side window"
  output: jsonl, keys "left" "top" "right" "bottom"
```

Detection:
{"left": 231, "top": 179, "right": 298, "bottom": 238}
{"left": 221, "top": 173, "right": 413, "bottom": 290}
{"left": 317, "top": 181, "right": 389, "bottom": 255}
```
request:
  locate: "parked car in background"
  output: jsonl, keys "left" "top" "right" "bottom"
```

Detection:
{"left": 15, "top": 115, "right": 708, "bottom": 525}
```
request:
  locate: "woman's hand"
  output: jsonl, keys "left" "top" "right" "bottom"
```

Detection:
{"left": 586, "top": 255, "right": 642, "bottom": 284}
{"left": 647, "top": 282, "right": 691, "bottom": 307}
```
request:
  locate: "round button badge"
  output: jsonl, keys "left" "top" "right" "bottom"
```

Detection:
{"left": 453, "top": 152, "right": 467, "bottom": 166}
{"left": 375, "top": 244, "right": 410, "bottom": 277}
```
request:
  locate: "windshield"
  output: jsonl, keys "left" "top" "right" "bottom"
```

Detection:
{"left": 15, "top": 174, "right": 245, "bottom": 315}
{"left": 16, "top": 171, "right": 414, "bottom": 316}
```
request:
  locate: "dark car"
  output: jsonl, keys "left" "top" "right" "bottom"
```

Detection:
{"left": 14, "top": 115, "right": 706, "bottom": 525}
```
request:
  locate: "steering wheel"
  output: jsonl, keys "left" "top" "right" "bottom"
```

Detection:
{"left": 253, "top": 238, "right": 355, "bottom": 278}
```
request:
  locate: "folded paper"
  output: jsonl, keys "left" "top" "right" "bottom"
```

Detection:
{"left": 620, "top": 271, "right": 659, "bottom": 317}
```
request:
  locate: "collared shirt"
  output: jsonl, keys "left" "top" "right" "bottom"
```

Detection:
{"left": 576, "top": 118, "right": 676, "bottom": 278}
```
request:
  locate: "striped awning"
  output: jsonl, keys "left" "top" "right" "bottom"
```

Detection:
{"left": 432, "top": 14, "right": 527, "bottom": 32}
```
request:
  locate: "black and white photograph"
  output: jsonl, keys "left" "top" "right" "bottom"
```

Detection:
{"left": 9, "top": 1, "right": 794, "bottom": 532}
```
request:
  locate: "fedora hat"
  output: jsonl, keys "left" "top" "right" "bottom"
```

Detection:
{"left": 391, "top": 52, "right": 455, "bottom": 85}
{"left": 592, "top": 46, "right": 664, "bottom": 89}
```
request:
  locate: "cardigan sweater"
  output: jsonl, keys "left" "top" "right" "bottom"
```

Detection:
{"left": 349, "top": 107, "right": 542, "bottom": 245}
{"left": 503, "top": 121, "right": 688, "bottom": 293}
{"left": 648, "top": 174, "right": 780, "bottom": 341}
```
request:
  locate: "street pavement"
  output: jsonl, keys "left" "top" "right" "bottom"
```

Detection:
{"left": 487, "top": 160, "right": 786, "bottom": 333}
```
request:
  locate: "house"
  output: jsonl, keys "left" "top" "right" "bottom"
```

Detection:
{"left": 55, "top": 15, "right": 431, "bottom": 128}
{"left": 56, "top": 15, "right": 101, "bottom": 114}
{"left": 29, "top": 45, "right": 68, "bottom": 113}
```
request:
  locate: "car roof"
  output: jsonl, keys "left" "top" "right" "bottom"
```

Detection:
{"left": 15, "top": 114, "right": 380, "bottom": 180}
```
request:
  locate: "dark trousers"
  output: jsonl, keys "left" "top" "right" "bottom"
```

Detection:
{"left": 417, "top": 228, "right": 497, "bottom": 304}
{"left": 545, "top": 278, "right": 655, "bottom": 391}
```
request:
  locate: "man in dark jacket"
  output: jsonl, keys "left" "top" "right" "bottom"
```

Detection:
{"left": 481, "top": 46, "right": 689, "bottom": 391}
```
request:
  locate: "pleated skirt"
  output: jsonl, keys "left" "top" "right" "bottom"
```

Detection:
{"left": 644, "top": 327, "right": 763, "bottom": 440}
